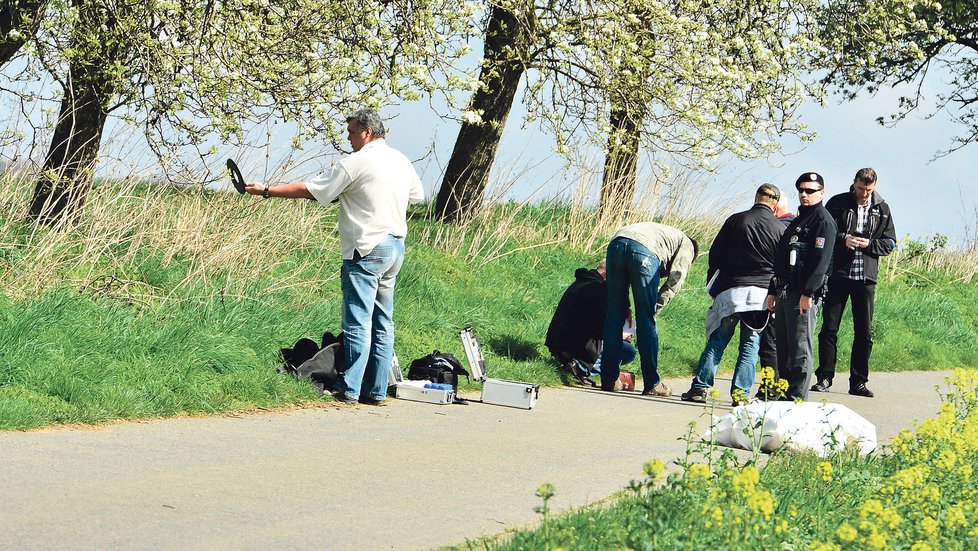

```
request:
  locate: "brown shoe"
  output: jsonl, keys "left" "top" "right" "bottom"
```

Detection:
{"left": 642, "top": 382, "right": 672, "bottom": 397}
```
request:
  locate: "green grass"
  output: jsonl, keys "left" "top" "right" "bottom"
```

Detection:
{"left": 486, "top": 370, "right": 978, "bottom": 550}
{"left": 1, "top": 185, "right": 977, "bottom": 430}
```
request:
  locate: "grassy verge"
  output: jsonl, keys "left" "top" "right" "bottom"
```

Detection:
{"left": 1, "top": 177, "right": 977, "bottom": 430}
{"left": 487, "top": 369, "right": 978, "bottom": 550}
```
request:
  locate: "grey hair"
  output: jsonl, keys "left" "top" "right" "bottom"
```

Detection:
{"left": 595, "top": 259, "right": 606, "bottom": 271}
{"left": 346, "top": 109, "right": 386, "bottom": 138}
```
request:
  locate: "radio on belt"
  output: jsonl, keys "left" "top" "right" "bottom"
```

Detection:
{"left": 460, "top": 326, "right": 539, "bottom": 409}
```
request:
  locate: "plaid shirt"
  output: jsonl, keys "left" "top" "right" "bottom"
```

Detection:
{"left": 847, "top": 203, "right": 870, "bottom": 280}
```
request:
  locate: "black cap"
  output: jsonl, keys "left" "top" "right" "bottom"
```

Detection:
{"left": 756, "top": 183, "right": 781, "bottom": 201}
{"left": 795, "top": 172, "right": 824, "bottom": 189}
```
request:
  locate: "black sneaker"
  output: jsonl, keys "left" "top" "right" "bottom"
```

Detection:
{"left": 680, "top": 388, "right": 707, "bottom": 403}
{"left": 359, "top": 396, "right": 388, "bottom": 406}
{"left": 331, "top": 391, "right": 358, "bottom": 404}
{"left": 810, "top": 378, "right": 832, "bottom": 392}
{"left": 848, "top": 384, "right": 874, "bottom": 398}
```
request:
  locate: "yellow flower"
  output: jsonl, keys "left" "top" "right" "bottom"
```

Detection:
{"left": 920, "top": 516, "right": 938, "bottom": 537}
{"left": 911, "top": 543, "right": 933, "bottom": 551}
{"left": 867, "top": 532, "right": 887, "bottom": 550}
{"left": 807, "top": 543, "right": 841, "bottom": 551}
{"left": 643, "top": 459, "right": 667, "bottom": 480}
{"left": 687, "top": 463, "right": 712, "bottom": 480}
{"left": 835, "top": 523, "right": 857, "bottom": 543}
{"left": 815, "top": 461, "right": 833, "bottom": 482}
{"left": 732, "top": 466, "right": 760, "bottom": 493}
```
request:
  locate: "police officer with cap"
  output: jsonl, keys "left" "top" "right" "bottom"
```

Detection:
{"left": 766, "top": 172, "right": 837, "bottom": 401}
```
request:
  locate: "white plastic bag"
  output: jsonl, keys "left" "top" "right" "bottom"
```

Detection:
{"left": 704, "top": 401, "right": 877, "bottom": 457}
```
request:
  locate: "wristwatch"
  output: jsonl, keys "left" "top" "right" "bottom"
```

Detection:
{"left": 262, "top": 184, "right": 270, "bottom": 199}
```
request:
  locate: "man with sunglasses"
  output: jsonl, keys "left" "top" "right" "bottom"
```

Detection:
{"left": 812, "top": 168, "right": 897, "bottom": 398}
{"left": 766, "top": 173, "right": 837, "bottom": 401}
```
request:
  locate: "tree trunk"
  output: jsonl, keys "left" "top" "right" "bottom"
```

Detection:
{"left": 0, "top": 0, "right": 47, "bottom": 66}
{"left": 435, "top": 3, "right": 533, "bottom": 223}
{"left": 599, "top": 100, "right": 643, "bottom": 219}
{"left": 28, "top": 0, "right": 117, "bottom": 223}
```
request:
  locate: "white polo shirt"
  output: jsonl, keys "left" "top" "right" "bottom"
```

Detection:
{"left": 305, "top": 140, "right": 425, "bottom": 259}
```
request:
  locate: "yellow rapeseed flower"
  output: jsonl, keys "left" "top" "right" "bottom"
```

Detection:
{"left": 835, "top": 523, "right": 857, "bottom": 543}
{"left": 687, "top": 463, "right": 712, "bottom": 479}
{"left": 816, "top": 461, "right": 833, "bottom": 483}
{"left": 643, "top": 459, "right": 667, "bottom": 480}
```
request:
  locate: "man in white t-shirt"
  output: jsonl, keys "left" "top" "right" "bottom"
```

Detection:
{"left": 245, "top": 109, "right": 425, "bottom": 405}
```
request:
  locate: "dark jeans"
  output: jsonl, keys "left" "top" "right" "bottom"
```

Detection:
{"left": 758, "top": 315, "right": 778, "bottom": 375}
{"left": 817, "top": 277, "right": 876, "bottom": 387}
{"left": 599, "top": 237, "right": 662, "bottom": 390}
{"left": 774, "top": 289, "right": 819, "bottom": 401}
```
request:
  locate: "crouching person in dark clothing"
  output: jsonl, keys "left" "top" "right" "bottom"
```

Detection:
{"left": 546, "top": 261, "right": 636, "bottom": 386}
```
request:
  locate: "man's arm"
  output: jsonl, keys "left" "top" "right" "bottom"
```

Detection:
{"left": 244, "top": 181, "right": 315, "bottom": 199}
{"left": 408, "top": 173, "right": 425, "bottom": 204}
{"left": 657, "top": 236, "right": 696, "bottom": 311}
{"left": 866, "top": 206, "right": 897, "bottom": 257}
{"left": 801, "top": 214, "right": 837, "bottom": 295}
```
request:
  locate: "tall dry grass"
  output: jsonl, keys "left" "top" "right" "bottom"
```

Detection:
{"left": 0, "top": 168, "right": 340, "bottom": 303}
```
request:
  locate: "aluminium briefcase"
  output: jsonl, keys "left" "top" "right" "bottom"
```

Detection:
{"left": 460, "top": 326, "right": 539, "bottom": 409}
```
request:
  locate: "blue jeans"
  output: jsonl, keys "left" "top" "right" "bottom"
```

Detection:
{"left": 690, "top": 314, "right": 761, "bottom": 395}
{"left": 335, "top": 235, "right": 405, "bottom": 402}
{"left": 591, "top": 341, "right": 637, "bottom": 375}
{"left": 599, "top": 237, "right": 662, "bottom": 389}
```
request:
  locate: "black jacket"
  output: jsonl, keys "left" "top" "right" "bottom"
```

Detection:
{"left": 770, "top": 202, "right": 838, "bottom": 296}
{"left": 708, "top": 203, "right": 785, "bottom": 296}
{"left": 824, "top": 188, "right": 897, "bottom": 283}
{"left": 545, "top": 268, "right": 606, "bottom": 358}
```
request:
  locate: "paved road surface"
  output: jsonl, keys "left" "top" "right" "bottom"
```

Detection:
{"left": 0, "top": 371, "right": 952, "bottom": 550}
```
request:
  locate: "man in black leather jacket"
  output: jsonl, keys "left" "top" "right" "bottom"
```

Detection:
{"left": 767, "top": 172, "right": 837, "bottom": 401}
{"left": 812, "top": 168, "right": 897, "bottom": 398}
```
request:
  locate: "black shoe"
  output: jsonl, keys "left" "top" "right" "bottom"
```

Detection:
{"left": 359, "top": 396, "right": 388, "bottom": 406}
{"left": 848, "top": 384, "right": 874, "bottom": 398}
{"left": 810, "top": 378, "right": 832, "bottom": 392}
{"left": 331, "top": 391, "right": 358, "bottom": 404}
{"left": 680, "top": 388, "right": 708, "bottom": 403}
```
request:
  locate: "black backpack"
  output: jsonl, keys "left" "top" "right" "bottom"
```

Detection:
{"left": 278, "top": 332, "right": 345, "bottom": 395}
{"left": 407, "top": 351, "right": 469, "bottom": 393}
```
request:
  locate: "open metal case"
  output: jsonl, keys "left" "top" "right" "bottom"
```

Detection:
{"left": 460, "top": 326, "right": 539, "bottom": 409}
{"left": 389, "top": 353, "right": 456, "bottom": 405}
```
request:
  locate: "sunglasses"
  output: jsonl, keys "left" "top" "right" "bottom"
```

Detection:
{"left": 798, "top": 187, "right": 822, "bottom": 195}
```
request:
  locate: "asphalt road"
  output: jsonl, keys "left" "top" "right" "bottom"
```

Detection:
{"left": 0, "top": 370, "right": 952, "bottom": 550}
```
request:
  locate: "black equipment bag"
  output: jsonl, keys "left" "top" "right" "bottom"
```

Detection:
{"left": 407, "top": 351, "right": 469, "bottom": 392}
{"left": 278, "top": 332, "right": 344, "bottom": 394}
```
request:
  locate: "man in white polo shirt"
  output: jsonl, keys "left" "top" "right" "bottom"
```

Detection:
{"left": 245, "top": 109, "right": 425, "bottom": 405}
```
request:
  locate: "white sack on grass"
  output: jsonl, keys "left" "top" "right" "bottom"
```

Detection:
{"left": 704, "top": 401, "right": 877, "bottom": 457}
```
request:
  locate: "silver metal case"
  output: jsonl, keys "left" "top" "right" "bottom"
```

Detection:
{"left": 460, "top": 326, "right": 539, "bottom": 409}
{"left": 394, "top": 380, "right": 455, "bottom": 405}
